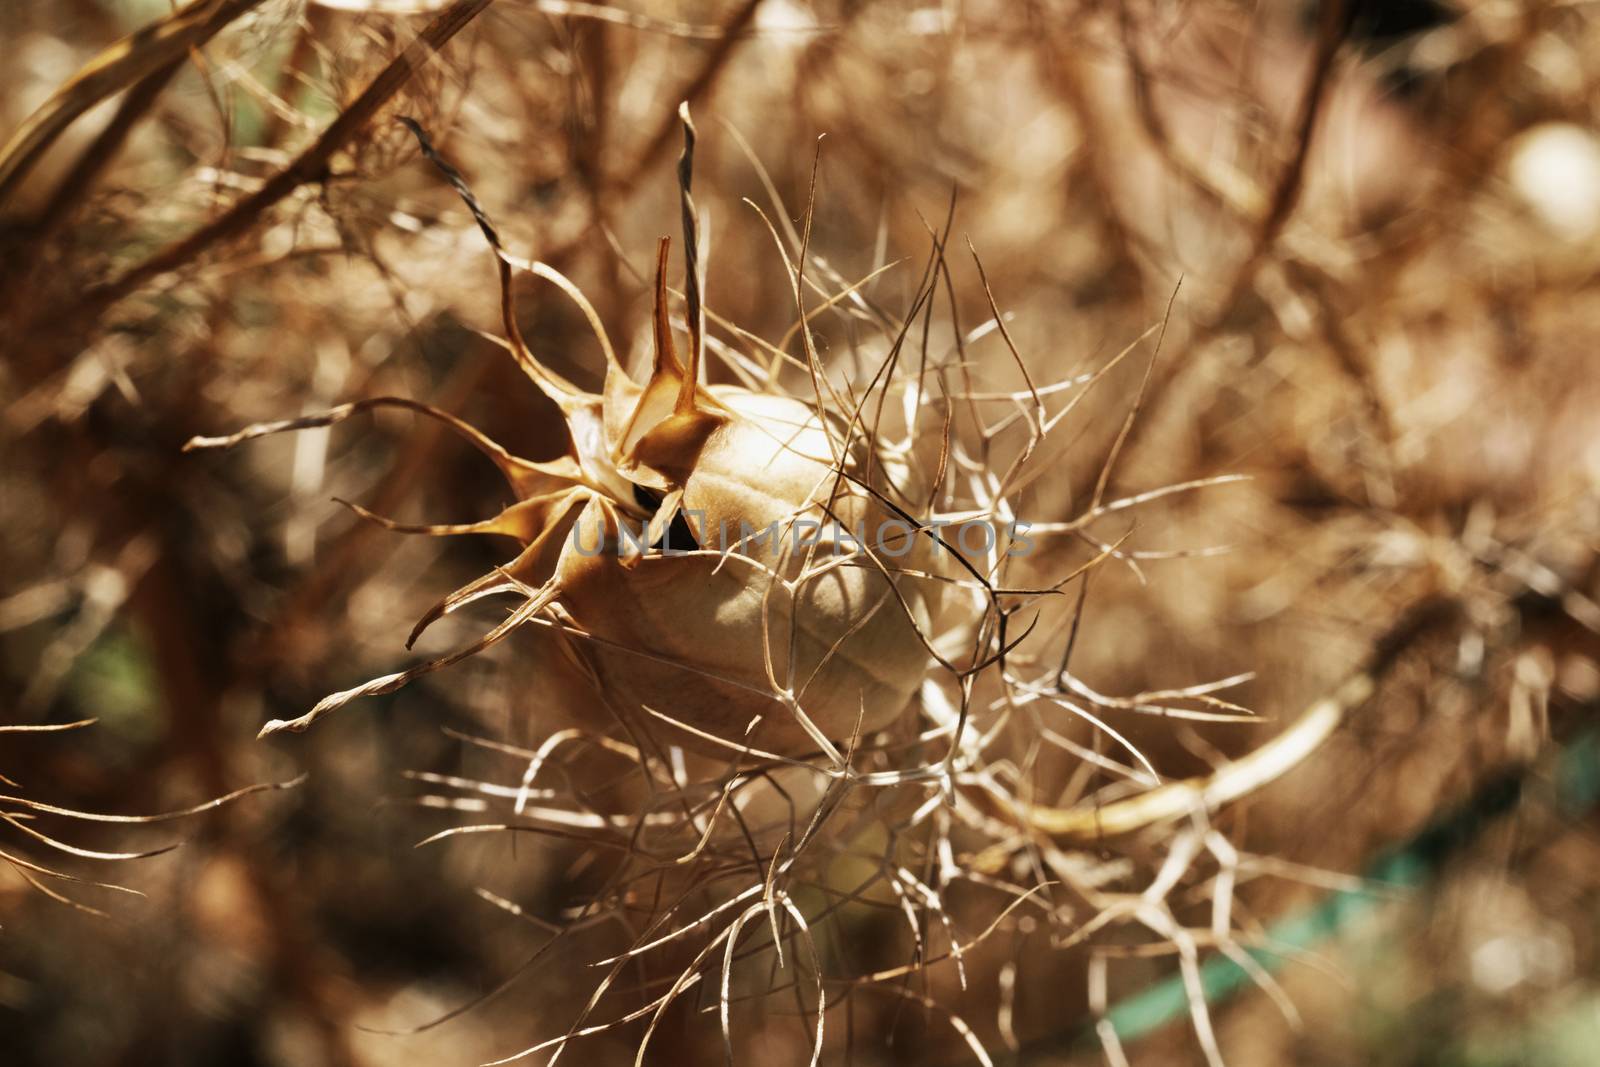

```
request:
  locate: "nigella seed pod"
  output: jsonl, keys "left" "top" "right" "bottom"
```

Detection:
{"left": 523, "top": 238, "right": 947, "bottom": 755}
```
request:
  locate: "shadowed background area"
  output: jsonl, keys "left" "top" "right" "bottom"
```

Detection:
{"left": 2, "top": 2, "right": 1599, "bottom": 1065}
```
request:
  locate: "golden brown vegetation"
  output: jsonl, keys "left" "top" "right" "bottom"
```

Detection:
{"left": 2, "top": 2, "right": 1598, "bottom": 1066}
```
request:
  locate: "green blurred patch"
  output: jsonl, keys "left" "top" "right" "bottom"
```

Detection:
{"left": 1455, "top": 989, "right": 1600, "bottom": 1067}
{"left": 64, "top": 624, "right": 162, "bottom": 751}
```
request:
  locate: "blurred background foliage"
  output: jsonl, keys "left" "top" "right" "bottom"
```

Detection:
{"left": 1, "top": 1, "right": 1598, "bottom": 1065}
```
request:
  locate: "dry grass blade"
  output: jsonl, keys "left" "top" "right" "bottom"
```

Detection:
{"left": 0, "top": 775, "right": 304, "bottom": 823}
{"left": 0, "top": 719, "right": 98, "bottom": 734}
